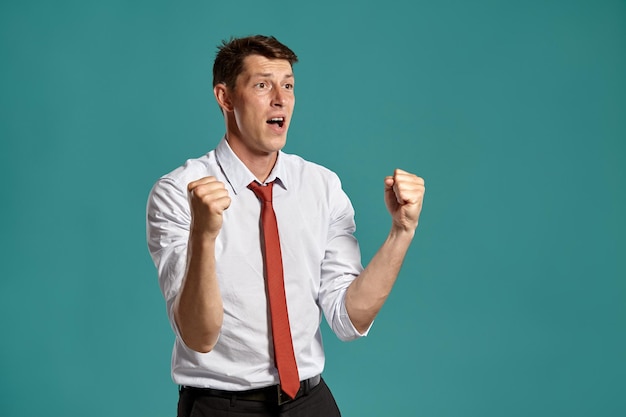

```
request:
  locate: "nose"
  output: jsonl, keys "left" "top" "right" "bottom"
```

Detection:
{"left": 271, "top": 88, "right": 287, "bottom": 107}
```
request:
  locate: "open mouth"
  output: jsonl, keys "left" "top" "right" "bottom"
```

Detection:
{"left": 267, "top": 117, "right": 285, "bottom": 128}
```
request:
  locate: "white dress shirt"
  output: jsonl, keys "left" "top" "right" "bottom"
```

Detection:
{"left": 146, "top": 138, "right": 367, "bottom": 390}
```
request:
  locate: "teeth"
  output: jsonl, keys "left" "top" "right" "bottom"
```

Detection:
{"left": 267, "top": 117, "right": 285, "bottom": 127}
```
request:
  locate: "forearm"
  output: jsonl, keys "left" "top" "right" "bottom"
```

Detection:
{"left": 174, "top": 234, "right": 224, "bottom": 353}
{"left": 345, "top": 227, "right": 415, "bottom": 333}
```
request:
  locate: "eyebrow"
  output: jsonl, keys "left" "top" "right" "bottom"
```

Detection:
{"left": 251, "top": 72, "right": 294, "bottom": 79}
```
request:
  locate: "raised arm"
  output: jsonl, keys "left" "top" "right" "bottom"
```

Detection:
{"left": 345, "top": 169, "right": 425, "bottom": 333}
{"left": 174, "top": 176, "right": 231, "bottom": 353}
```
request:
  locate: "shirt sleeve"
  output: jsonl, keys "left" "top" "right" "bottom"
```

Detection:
{"left": 318, "top": 173, "right": 372, "bottom": 341}
{"left": 146, "top": 176, "right": 190, "bottom": 336}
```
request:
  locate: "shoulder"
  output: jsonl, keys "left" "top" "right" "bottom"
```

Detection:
{"left": 160, "top": 151, "right": 218, "bottom": 185}
{"left": 148, "top": 150, "right": 219, "bottom": 203}
{"left": 279, "top": 152, "right": 353, "bottom": 216}
{"left": 280, "top": 151, "right": 342, "bottom": 187}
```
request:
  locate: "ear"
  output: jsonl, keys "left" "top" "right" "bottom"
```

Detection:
{"left": 214, "top": 83, "right": 234, "bottom": 113}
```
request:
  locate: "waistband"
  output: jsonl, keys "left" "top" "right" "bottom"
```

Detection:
{"left": 180, "top": 375, "right": 322, "bottom": 406}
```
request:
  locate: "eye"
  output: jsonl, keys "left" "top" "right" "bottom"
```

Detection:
{"left": 255, "top": 82, "right": 271, "bottom": 91}
{"left": 284, "top": 83, "right": 294, "bottom": 91}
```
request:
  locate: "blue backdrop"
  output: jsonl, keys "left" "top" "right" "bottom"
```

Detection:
{"left": 1, "top": 1, "right": 624, "bottom": 416}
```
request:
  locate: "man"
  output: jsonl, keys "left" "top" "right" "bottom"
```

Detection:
{"left": 146, "top": 35, "right": 425, "bottom": 417}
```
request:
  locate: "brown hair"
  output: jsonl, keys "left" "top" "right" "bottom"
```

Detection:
{"left": 212, "top": 35, "right": 298, "bottom": 89}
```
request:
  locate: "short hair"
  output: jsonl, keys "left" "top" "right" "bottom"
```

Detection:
{"left": 212, "top": 35, "right": 298, "bottom": 89}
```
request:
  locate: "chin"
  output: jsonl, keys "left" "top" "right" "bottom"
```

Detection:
{"left": 267, "top": 135, "right": 288, "bottom": 151}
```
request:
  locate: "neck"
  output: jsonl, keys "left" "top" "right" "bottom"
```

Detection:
{"left": 244, "top": 153, "right": 278, "bottom": 183}
{"left": 225, "top": 136, "right": 278, "bottom": 183}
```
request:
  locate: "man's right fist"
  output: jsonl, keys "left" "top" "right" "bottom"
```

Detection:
{"left": 187, "top": 176, "right": 231, "bottom": 239}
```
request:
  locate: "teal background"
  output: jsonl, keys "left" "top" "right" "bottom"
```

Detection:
{"left": 1, "top": 0, "right": 624, "bottom": 416}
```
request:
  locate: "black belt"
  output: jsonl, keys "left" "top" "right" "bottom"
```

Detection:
{"left": 181, "top": 375, "right": 321, "bottom": 406}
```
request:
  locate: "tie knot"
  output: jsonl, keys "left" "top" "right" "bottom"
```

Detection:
{"left": 248, "top": 181, "right": 273, "bottom": 202}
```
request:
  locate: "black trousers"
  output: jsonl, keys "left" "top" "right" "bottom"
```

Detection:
{"left": 178, "top": 378, "right": 341, "bottom": 417}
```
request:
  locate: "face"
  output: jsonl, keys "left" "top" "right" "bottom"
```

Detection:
{"left": 217, "top": 54, "right": 295, "bottom": 161}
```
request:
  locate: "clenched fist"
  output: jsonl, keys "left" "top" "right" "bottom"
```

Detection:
{"left": 384, "top": 168, "right": 425, "bottom": 233}
{"left": 188, "top": 176, "right": 231, "bottom": 239}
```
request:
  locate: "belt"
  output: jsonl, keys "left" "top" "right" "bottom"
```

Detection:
{"left": 181, "top": 375, "right": 321, "bottom": 406}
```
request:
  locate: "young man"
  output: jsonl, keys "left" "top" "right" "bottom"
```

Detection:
{"left": 146, "top": 35, "right": 425, "bottom": 417}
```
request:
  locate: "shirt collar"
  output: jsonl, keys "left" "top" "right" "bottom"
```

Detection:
{"left": 215, "top": 137, "right": 288, "bottom": 195}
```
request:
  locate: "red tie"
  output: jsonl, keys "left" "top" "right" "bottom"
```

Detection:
{"left": 248, "top": 181, "right": 300, "bottom": 399}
